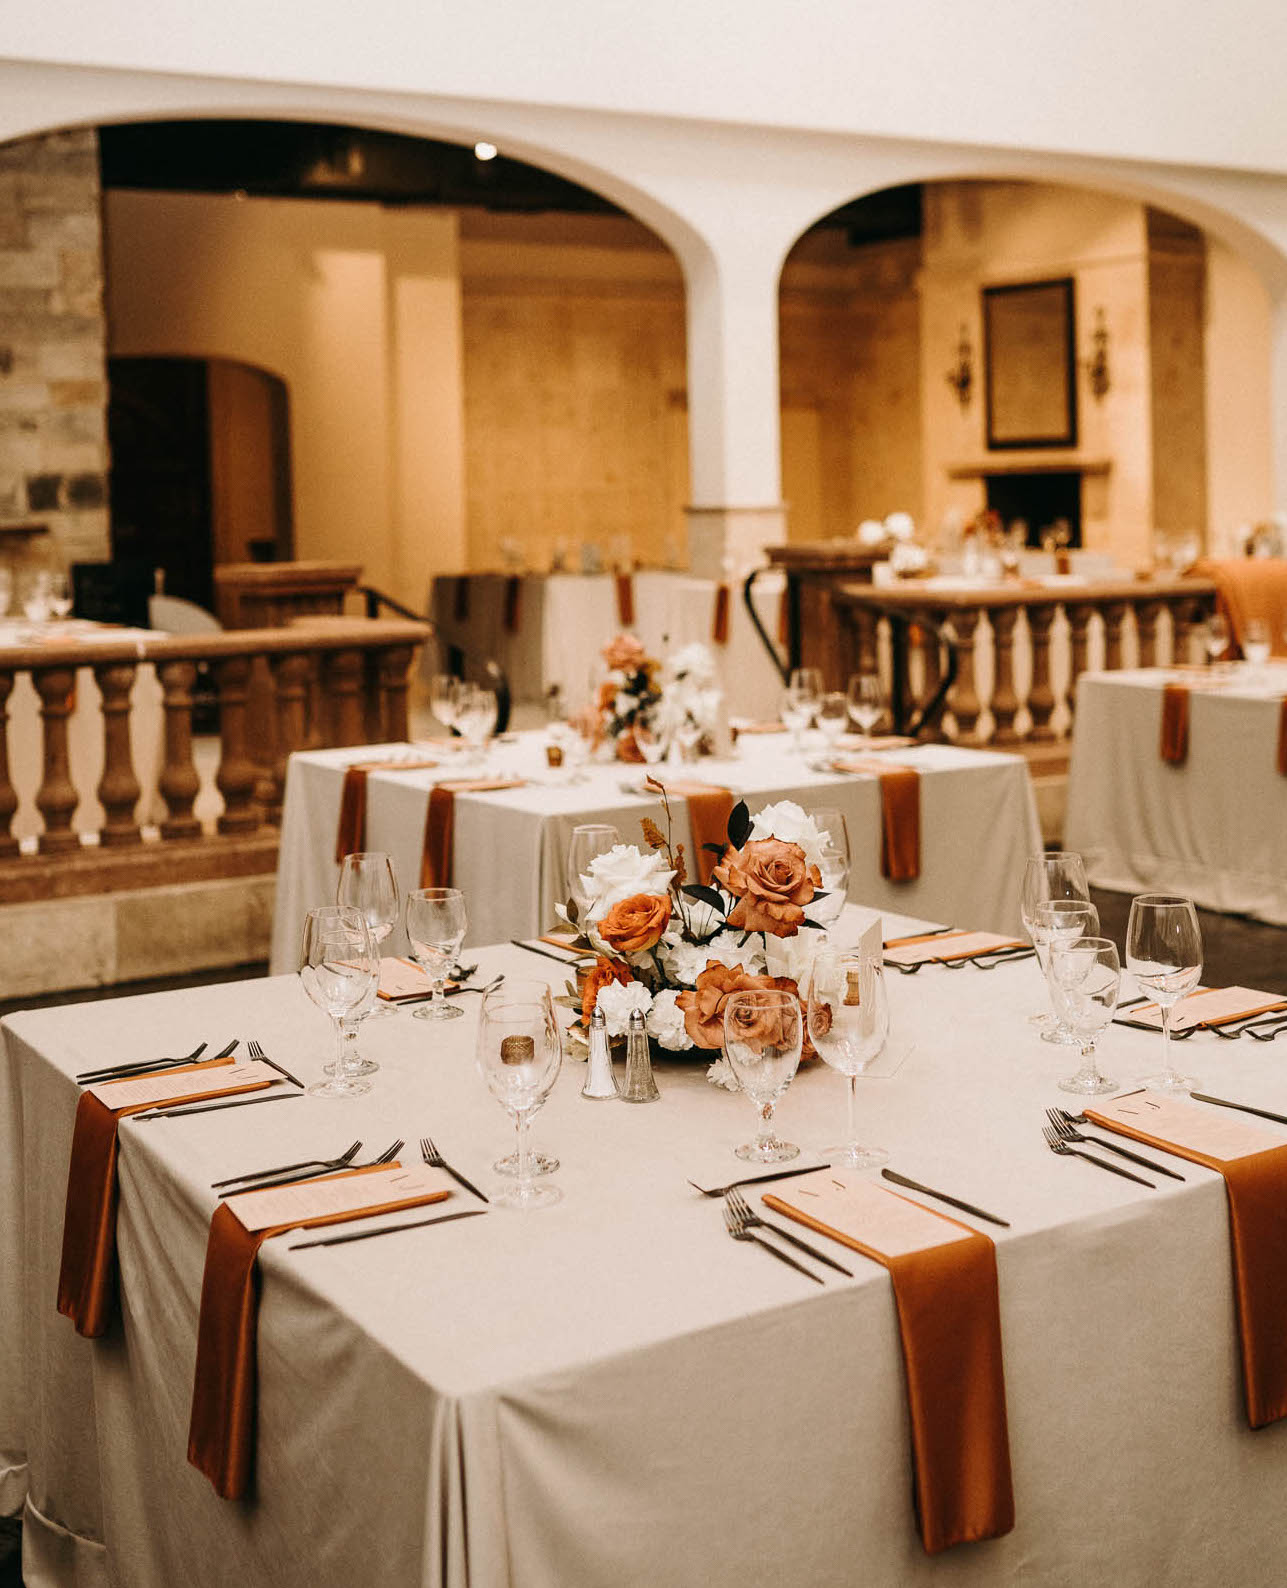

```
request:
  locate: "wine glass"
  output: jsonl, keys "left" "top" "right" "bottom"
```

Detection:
{"left": 721, "top": 988, "right": 803, "bottom": 1162}
{"left": 806, "top": 951, "right": 889, "bottom": 1167}
{"left": 20, "top": 570, "right": 51, "bottom": 624}
{"left": 846, "top": 673, "right": 883, "bottom": 738}
{"left": 808, "top": 806, "right": 850, "bottom": 928}
{"left": 1125, "top": 893, "right": 1203, "bottom": 1092}
{"left": 789, "top": 667, "right": 824, "bottom": 701}
{"left": 1020, "top": 852, "right": 1089, "bottom": 1028}
{"left": 1047, "top": 936, "right": 1120, "bottom": 1094}
{"left": 455, "top": 683, "right": 498, "bottom": 760}
{"left": 1205, "top": 613, "right": 1230, "bottom": 665}
{"left": 779, "top": 688, "right": 813, "bottom": 751}
{"left": 476, "top": 1000, "right": 563, "bottom": 1209}
{"left": 337, "top": 851, "right": 399, "bottom": 1032}
{"left": 47, "top": 571, "right": 72, "bottom": 620}
{"left": 405, "top": 887, "right": 467, "bottom": 1021}
{"left": 816, "top": 692, "right": 848, "bottom": 751}
{"left": 299, "top": 905, "right": 377, "bottom": 1099}
{"left": 483, "top": 980, "right": 562, "bottom": 1178}
{"left": 1031, "top": 899, "right": 1100, "bottom": 1044}
{"left": 429, "top": 673, "right": 460, "bottom": 736}
{"left": 565, "top": 824, "right": 621, "bottom": 921}
{"left": 1243, "top": 619, "right": 1271, "bottom": 671}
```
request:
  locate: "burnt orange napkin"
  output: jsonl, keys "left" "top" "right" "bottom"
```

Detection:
{"left": 1159, "top": 684, "right": 1190, "bottom": 764}
{"left": 188, "top": 1164, "right": 450, "bottom": 1499}
{"left": 764, "top": 1186, "right": 1013, "bottom": 1553}
{"left": 650, "top": 780, "right": 735, "bottom": 885}
{"left": 1277, "top": 697, "right": 1286, "bottom": 777}
{"left": 334, "top": 757, "right": 441, "bottom": 863}
{"left": 711, "top": 583, "right": 731, "bottom": 645}
{"left": 833, "top": 759, "right": 921, "bottom": 882}
{"left": 1084, "top": 1105, "right": 1287, "bottom": 1428}
{"left": 503, "top": 575, "right": 522, "bottom": 634}
{"left": 614, "top": 572, "right": 635, "bottom": 627}
{"left": 420, "top": 780, "right": 526, "bottom": 888}
{"left": 58, "top": 1058, "right": 268, "bottom": 1338}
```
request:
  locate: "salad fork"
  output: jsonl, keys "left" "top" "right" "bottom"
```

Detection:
{"left": 212, "top": 1139, "right": 363, "bottom": 1191}
{"left": 420, "top": 1136, "right": 489, "bottom": 1203}
{"left": 722, "top": 1204, "right": 823, "bottom": 1284}
{"left": 1042, "top": 1125, "right": 1155, "bottom": 1187}
{"left": 230, "top": 1139, "right": 404, "bottom": 1194}
{"left": 1043, "top": 1109, "right": 1184, "bottom": 1181}
{"left": 724, "top": 1187, "right": 853, "bottom": 1276}
{"left": 78, "top": 1038, "right": 236, "bottom": 1084}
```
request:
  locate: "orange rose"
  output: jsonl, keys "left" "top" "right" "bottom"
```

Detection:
{"left": 580, "top": 955, "right": 632, "bottom": 1025}
{"left": 675, "top": 961, "right": 778, "bottom": 1049}
{"left": 597, "top": 893, "right": 672, "bottom": 953}
{"left": 602, "top": 633, "right": 648, "bottom": 671}
{"left": 712, "top": 838, "right": 821, "bottom": 938}
{"left": 768, "top": 975, "right": 821, "bottom": 1061}
{"left": 615, "top": 727, "right": 645, "bottom": 763}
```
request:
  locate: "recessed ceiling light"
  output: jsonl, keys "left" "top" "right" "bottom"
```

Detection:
{"left": 474, "top": 141, "right": 498, "bottom": 162}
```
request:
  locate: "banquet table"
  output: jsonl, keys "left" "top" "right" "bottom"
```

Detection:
{"left": 269, "top": 731, "right": 1041, "bottom": 970}
{"left": 1064, "top": 663, "right": 1287, "bottom": 924}
{"left": 5, "top": 914, "right": 1287, "bottom": 1587}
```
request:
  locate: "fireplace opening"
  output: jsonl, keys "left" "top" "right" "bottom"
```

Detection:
{"left": 984, "top": 471, "right": 1081, "bottom": 549}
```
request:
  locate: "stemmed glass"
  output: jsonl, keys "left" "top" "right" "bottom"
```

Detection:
{"left": 808, "top": 806, "right": 850, "bottom": 928}
{"left": 477, "top": 1000, "right": 563, "bottom": 1209}
{"left": 565, "top": 824, "right": 621, "bottom": 919}
{"left": 21, "top": 570, "right": 51, "bottom": 624}
{"left": 846, "top": 673, "right": 883, "bottom": 738}
{"left": 1205, "top": 614, "right": 1230, "bottom": 665}
{"left": 483, "top": 979, "right": 562, "bottom": 1178}
{"left": 405, "top": 887, "right": 467, "bottom": 1021}
{"left": 1125, "top": 893, "right": 1203, "bottom": 1092}
{"left": 789, "top": 667, "right": 824, "bottom": 700}
{"left": 806, "top": 951, "right": 889, "bottom": 1167}
{"left": 429, "top": 673, "right": 460, "bottom": 736}
{"left": 337, "top": 851, "right": 400, "bottom": 1031}
{"left": 779, "top": 688, "right": 814, "bottom": 751}
{"left": 1031, "top": 898, "right": 1100, "bottom": 1044}
{"left": 816, "top": 692, "right": 848, "bottom": 752}
{"left": 1242, "top": 619, "right": 1271, "bottom": 673}
{"left": 1046, "top": 936, "right": 1120, "bottom": 1094}
{"left": 48, "top": 571, "right": 72, "bottom": 620}
{"left": 299, "top": 905, "right": 377, "bottom": 1098}
{"left": 455, "top": 683, "right": 498, "bottom": 760}
{"left": 1020, "top": 851, "right": 1089, "bottom": 1028}
{"left": 721, "top": 988, "right": 803, "bottom": 1162}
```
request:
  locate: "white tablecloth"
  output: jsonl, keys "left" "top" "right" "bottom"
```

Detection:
{"left": 5, "top": 918, "right": 1287, "bottom": 1586}
{"left": 270, "top": 732, "right": 1041, "bottom": 971}
{"left": 1064, "top": 665, "right": 1287, "bottom": 924}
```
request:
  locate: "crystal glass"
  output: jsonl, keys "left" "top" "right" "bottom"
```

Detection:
{"left": 1031, "top": 898, "right": 1100, "bottom": 1044}
{"left": 1205, "top": 613, "right": 1230, "bottom": 664}
{"left": 789, "top": 667, "right": 824, "bottom": 702}
{"left": 779, "top": 687, "right": 813, "bottom": 751}
{"left": 806, "top": 951, "right": 889, "bottom": 1167}
{"left": 1126, "top": 893, "right": 1203, "bottom": 1091}
{"left": 565, "top": 824, "right": 621, "bottom": 919}
{"left": 405, "top": 887, "right": 467, "bottom": 1021}
{"left": 1020, "top": 851, "right": 1089, "bottom": 1028}
{"left": 846, "top": 673, "right": 883, "bottom": 737}
{"left": 483, "top": 979, "right": 562, "bottom": 1178}
{"left": 1047, "top": 936, "right": 1120, "bottom": 1094}
{"left": 299, "top": 905, "right": 377, "bottom": 1098}
{"left": 47, "top": 571, "right": 72, "bottom": 620}
{"left": 808, "top": 805, "right": 850, "bottom": 928}
{"left": 721, "top": 988, "right": 803, "bottom": 1162}
{"left": 816, "top": 692, "right": 848, "bottom": 750}
{"left": 455, "top": 683, "right": 498, "bottom": 758}
{"left": 429, "top": 673, "right": 461, "bottom": 735}
{"left": 1243, "top": 619, "right": 1271, "bottom": 670}
{"left": 20, "top": 570, "right": 51, "bottom": 624}
{"left": 476, "top": 1000, "right": 563, "bottom": 1209}
{"left": 337, "top": 851, "right": 399, "bottom": 1034}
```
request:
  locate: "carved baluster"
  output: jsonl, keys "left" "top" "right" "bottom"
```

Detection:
{"left": 93, "top": 660, "right": 142, "bottom": 846}
{"left": 214, "top": 654, "right": 261, "bottom": 835}
{"left": 1102, "top": 602, "right": 1128, "bottom": 671}
{"left": 946, "top": 607, "right": 982, "bottom": 742}
{"left": 1066, "top": 602, "right": 1095, "bottom": 724}
{"left": 1136, "top": 600, "right": 1162, "bottom": 669}
{"left": 988, "top": 607, "right": 1020, "bottom": 745}
{"left": 1027, "top": 604, "right": 1057, "bottom": 741}
{"left": 322, "top": 648, "right": 366, "bottom": 747}
{"left": 0, "top": 671, "right": 18, "bottom": 856}
{"left": 33, "top": 666, "right": 79, "bottom": 853}
{"left": 376, "top": 644, "right": 414, "bottom": 744}
{"left": 268, "top": 651, "right": 312, "bottom": 825}
{"left": 157, "top": 659, "right": 202, "bottom": 840}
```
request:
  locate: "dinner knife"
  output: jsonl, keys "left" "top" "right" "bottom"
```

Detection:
{"left": 687, "top": 1163, "right": 830, "bottom": 1197}
{"left": 881, "top": 1168, "right": 1011, "bottom": 1227}
{"left": 130, "top": 1088, "right": 299, "bottom": 1122}
{"left": 509, "top": 939, "right": 586, "bottom": 965}
{"left": 1190, "top": 1092, "right": 1287, "bottom": 1127}
{"left": 289, "top": 1208, "right": 488, "bottom": 1249}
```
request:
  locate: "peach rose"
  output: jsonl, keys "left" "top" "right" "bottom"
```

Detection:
{"left": 579, "top": 955, "right": 632, "bottom": 1026}
{"left": 675, "top": 961, "right": 778, "bottom": 1050}
{"left": 597, "top": 892, "right": 672, "bottom": 953}
{"left": 772, "top": 975, "right": 822, "bottom": 1061}
{"left": 602, "top": 633, "right": 648, "bottom": 672}
{"left": 712, "top": 838, "right": 821, "bottom": 938}
{"left": 615, "top": 727, "right": 645, "bottom": 764}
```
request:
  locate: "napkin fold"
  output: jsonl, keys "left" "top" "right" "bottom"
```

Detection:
{"left": 832, "top": 759, "right": 921, "bottom": 881}
{"left": 420, "top": 780, "right": 526, "bottom": 888}
{"left": 503, "top": 575, "right": 522, "bottom": 634}
{"left": 615, "top": 573, "right": 635, "bottom": 627}
{"left": 334, "top": 757, "right": 441, "bottom": 862}
{"left": 1159, "top": 684, "right": 1190, "bottom": 764}
{"left": 58, "top": 1058, "right": 259, "bottom": 1338}
{"left": 712, "top": 583, "right": 730, "bottom": 645}
{"left": 650, "top": 780, "right": 734, "bottom": 884}
{"left": 188, "top": 1164, "right": 450, "bottom": 1499}
{"left": 1084, "top": 1104, "right": 1287, "bottom": 1428}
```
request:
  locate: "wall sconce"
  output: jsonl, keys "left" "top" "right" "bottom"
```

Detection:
{"left": 944, "top": 324, "right": 973, "bottom": 411}
{"left": 1085, "top": 308, "right": 1111, "bottom": 400}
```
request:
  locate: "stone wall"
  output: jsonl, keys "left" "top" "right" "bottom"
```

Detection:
{"left": 0, "top": 127, "right": 111, "bottom": 569}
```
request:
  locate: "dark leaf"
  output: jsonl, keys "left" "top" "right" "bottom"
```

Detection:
{"left": 727, "top": 799, "right": 751, "bottom": 849}
{"left": 801, "top": 917, "right": 825, "bottom": 931}
{"left": 682, "top": 884, "right": 728, "bottom": 913}
{"left": 701, "top": 842, "right": 726, "bottom": 855}
{"left": 565, "top": 897, "right": 579, "bottom": 925}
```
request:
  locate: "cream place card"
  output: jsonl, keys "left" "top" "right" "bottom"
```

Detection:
{"left": 377, "top": 956, "right": 433, "bottom": 1001}
{"left": 884, "top": 930, "right": 1024, "bottom": 966}
{"left": 764, "top": 1169, "right": 974, "bottom": 1258}
{"left": 88, "top": 1061, "right": 278, "bottom": 1111}
{"left": 225, "top": 1164, "right": 454, "bottom": 1232}
{"left": 1127, "top": 986, "right": 1287, "bottom": 1032}
{"left": 1091, "top": 1091, "right": 1283, "bottom": 1162}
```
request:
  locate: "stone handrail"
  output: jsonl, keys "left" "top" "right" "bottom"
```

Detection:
{"left": 0, "top": 617, "right": 429, "bottom": 862}
{"left": 831, "top": 576, "right": 1218, "bottom": 745}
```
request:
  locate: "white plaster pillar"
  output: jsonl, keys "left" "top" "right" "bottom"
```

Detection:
{"left": 1269, "top": 287, "right": 1287, "bottom": 514}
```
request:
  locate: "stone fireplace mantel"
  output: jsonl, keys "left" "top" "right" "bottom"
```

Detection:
{"left": 946, "top": 455, "right": 1112, "bottom": 479}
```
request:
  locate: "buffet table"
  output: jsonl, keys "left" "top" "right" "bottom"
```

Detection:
{"left": 270, "top": 732, "right": 1041, "bottom": 969}
{"left": 1064, "top": 665, "right": 1287, "bottom": 924}
{"left": 5, "top": 918, "right": 1287, "bottom": 1586}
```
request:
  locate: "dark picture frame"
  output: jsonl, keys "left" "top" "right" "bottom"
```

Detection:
{"left": 983, "top": 278, "right": 1077, "bottom": 450}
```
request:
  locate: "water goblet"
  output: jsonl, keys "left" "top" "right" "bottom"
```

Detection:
{"left": 816, "top": 692, "right": 848, "bottom": 751}
{"left": 1126, "top": 893, "right": 1202, "bottom": 1091}
{"left": 337, "top": 850, "right": 399, "bottom": 1035}
{"left": 483, "top": 980, "right": 563, "bottom": 1178}
{"left": 20, "top": 570, "right": 51, "bottom": 624}
{"left": 1020, "top": 851, "right": 1089, "bottom": 1028}
{"left": 806, "top": 951, "right": 889, "bottom": 1166}
{"left": 406, "top": 887, "right": 467, "bottom": 1021}
{"left": 47, "top": 571, "right": 72, "bottom": 620}
{"left": 779, "top": 687, "right": 813, "bottom": 751}
{"left": 721, "top": 988, "right": 803, "bottom": 1163}
{"left": 808, "top": 806, "right": 850, "bottom": 928}
{"left": 789, "top": 667, "right": 824, "bottom": 701}
{"left": 1047, "top": 936, "right": 1120, "bottom": 1094}
{"left": 565, "top": 823, "right": 621, "bottom": 920}
{"left": 476, "top": 1000, "right": 563, "bottom": 1209}
{"left": 429, "top": 673, "right": 461, "bottom": 736}
{"left": 1242, "top": 619, "right": 1271, "bottom": 672}
{"left": 1031, "top": 898, "right": 1100, "bottom": 1044}
{"left": 846, "top": 673, "right": 883, "bottom": 738}
{"left": 299, "top": 905, "right": 377, "bottom": 1098}
{"left": 1205, "top": 613, "right": 1230, "bottom": 665}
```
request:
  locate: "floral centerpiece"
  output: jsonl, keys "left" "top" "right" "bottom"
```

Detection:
{"left": 553, "top": 787, "right": 832, "bottom": 1086}
{"left": 591, "top": 632, "right": 662, "bottom": 762}
{"left": 654, "top": 641, "right": 723, "bottom": 758}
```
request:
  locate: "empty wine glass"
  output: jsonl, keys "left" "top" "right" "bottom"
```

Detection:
{"left": 806, "top": 951, "right": 889, "bottom": 1166}
{"left": 846, "top": 673, "right": 883, "bottom": 738}
{"left": 816, "top": 692, "right": 848, "bottom": 750}
{"left": 779, "top": 687, "right": 813, "bottom": 751}
{"left": 405, "top": 887, "right": 467, "bottom": 1021}
{"left": 299, "top": 905, "right": 377, "bottom": 1099}
{"left": 1020, "top": 852, "right": 1089, "bottom": 1028}
{"left": 1126, "top": 893, "right": 1203, "bottom": 1092}
{"left": 1032, "top": 899, "right": 1100, "bottom": 1044}
{"left": 808, "top": 806, "right": 850, "bottom": 928}
{"left": 1047, "top": 936, "right": 1120, "bottom": 1094}
{"left": 565, "top": 824, "right": 621, "bottom": 921}
{"left": 455, "top": 683, "right": 498, "bottom": 759}
{"left": 20, "top": 570, "right": 51, "bottom": 624}
{"left": 337, "top": 851, "right": 399, "bottom": 1032}
{"left": 789, "top": 667, "right": 824, "bottom": 701}
{"left": 1242, "top": 619, "right": 1271, "bottom": 671}
{"left": 1205, "top": 613, "right": 1230, "bottom": 665}
{"left": 477, "top": 1000, "right": 563, "bottom": 1209}
{"left": 429, "top": 673, "right": 460, "bottom": 736}
{"left": 47, "top": 571, "right": 72, "bottom": 620}
{"left": 484, "top": 980, "right": 562, "bottom": 1178}
{"left": 722, "top": 988, "right": 803, "bottom": 1162}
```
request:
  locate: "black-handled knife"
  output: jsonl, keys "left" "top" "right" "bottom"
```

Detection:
{"left": 130, "top": 1088, "right": 298, "bottom": 1122}
{"left": 1077, "top": 1133, "right": 1186, "bottom": 1181}
{"left": 1190, "top": 1092, "right": 1287, "bottom": 1127}
{"left": 881, "top": 1168, "right": 1011, "bottom": 1227}
{"left": 289, "top": 1208, "right": 488, "bottom": 1250}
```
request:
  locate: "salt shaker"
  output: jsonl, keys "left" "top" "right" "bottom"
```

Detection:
{"left": 581, "top": 1007, "right": 619, "bottom": 1100}
{"left": 619, "top": 1008, "right": 660, "bottom": 1103}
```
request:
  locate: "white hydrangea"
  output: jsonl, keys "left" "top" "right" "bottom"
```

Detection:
{"left": 580, "top": 844, "right": 675, "bottom": 922}
{"left": 665, "top": 642, "right": 720, "bottom": 689}
{"left": 763, "top": 925, "right": 826, "bottom": 989}
{"left": 660, "top": 928, "right": 765, "bottom": 987}
{"left": 646, "top": 987, "right": 692, "bottom": 1050}
{"left": 705, "top": 1055, "right": 740, "bottom": 1091}
{"left": 595, "top": 978, "right": 654, "bottom": 1036}
{"left": 747, "top": 800, "right": 827, "bottom": 873}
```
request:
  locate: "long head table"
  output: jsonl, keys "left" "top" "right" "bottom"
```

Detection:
{"left": 270, "top": 731, "right": 1041, "bottom": 972}
{"left": 5, "top": 912, "right": 1287, "bottom": 1585}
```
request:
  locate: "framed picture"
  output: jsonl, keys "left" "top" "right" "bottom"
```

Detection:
{"left": 983, "top": 278, "right": 1077, "bottom": 449}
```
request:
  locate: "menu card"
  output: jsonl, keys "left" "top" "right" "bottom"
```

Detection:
{"left": 765, "top": 1169, "right": 974, "bottom": 1258}
{"left": 376, "top": 956, "right": 459, "bottom": 1001}
{"left": 884, "top": 930, "right": 1025, "bottom": 966}
{"left": 226, "top": 1164, "right": 454, "bottom": 1232}
{"left": 1091, "top": 1091, "right": 1281, "bottom": 1162}
{"left": 87, "top": 1060, "right": 278, "bottom": 1110}
{"left": 1126, "top": 985, "right": 1287, "bottom": 1031}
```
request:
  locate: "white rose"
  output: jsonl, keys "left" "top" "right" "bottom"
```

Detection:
{"left": 884, "top": 511, "right": 916, "bottom": 542}
{"left": 595, "top": 978, "right": 653, "bottom": 1036}
{"left": 856, "top": 518, "right": 886, "bottom": 547}
{"left": 666, "top": 642, "right": 719, "bottom": 688}
{"left": 581, "top": 844, "right": 675, "bottom": 922}
{"left": 646, "top": 988, "right": 692, "bottom": 1050}
{"left": 660, "top": 928, "right": 764, "bottom": 987}
{"left": 763, "top": 925, "right": 826, "bottom": 988}
{"left": 705, "top": 1055, "right": 740, "bottom": 1091}
{"left": 747, "top": 800, "right": 827, "bottom": 873}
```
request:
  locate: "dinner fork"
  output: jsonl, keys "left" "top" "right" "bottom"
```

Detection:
{"left": 1043, "top": 1109, "right": 1185, "bottom": 1181}
{"left": 722, "top": 1204, "right": 823, "bottom": 1284}
{"left": 246, "top": 1039, "right": 305, "bottom": 1089}
{"left": 231, "top": 1139, "right": 404, "bottom": 1194}
{"left": 420, "top": 1136, "right": 489, "bottom": 1203}
{"left": 724, "top": 1187, "right": 853, "bottom": 1276}
{"left": 941, "top": 947, "right": 1035, "bottom": 971}
{"left": 212, "top": 1139, "right": 363, "bottom": 1190}
{"left": 1042, "top": 1125, "right": 1155, "bottom": 1187}
{"left": 77, "top": 1038, "right": 235, "bottom": 1084}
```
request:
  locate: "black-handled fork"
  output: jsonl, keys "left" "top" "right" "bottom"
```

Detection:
{"left": 246, "top": 1038, "right": 305, "bottom": 1089}
{"left": 1044, "top": 1109, "right": 1185, "bottom": 1181}
{"left": 78, "top": 1038, "right": 235, "bottom": 1084}
{"left": 725, "top": 1187, "right": 852, "bottom": 1276}
{"left": 226, "top": 1139, "right": 404, "bottom": 1194}
{"left": 420, "top": 1136, "right": 489, "bottom": 1203}
{"left": 1042, "top": 1125, "right": 1155, "bottom": 1187}
{"left": 213, "top": 1139, "right": 363, "bottom": 1190}
{"left": 722, "top": 1204, "right": 823, "bottom": 1284}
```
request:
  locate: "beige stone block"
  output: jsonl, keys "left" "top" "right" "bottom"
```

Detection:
{"left": 49, "top": 379, "right": 107, "bottom": 409}
{"left": 39, "top": 340, "right": 104, "bottom": 380}
{"left": 0, "top": 382, "right": 50, "bottom": 412}
{"left": 0, "top": 893, "right": 116, "bottom": 999}
{"left": 115, "top": 877, "right": 274, "bottom": 983}
{"left": 15, "top": 176, "right": 99, "bottom": 211}
{"left": 0, "top": 249, "right": 59, "bottom": 289}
